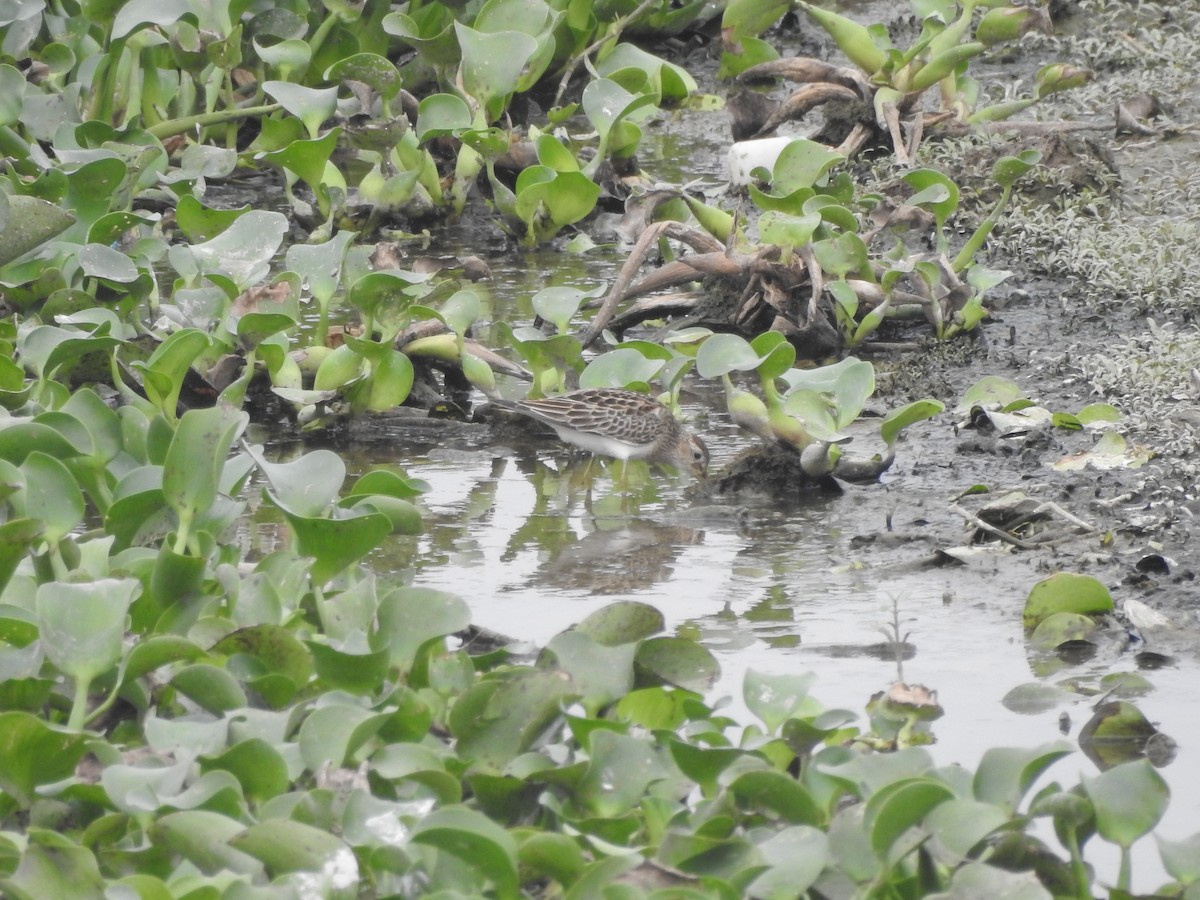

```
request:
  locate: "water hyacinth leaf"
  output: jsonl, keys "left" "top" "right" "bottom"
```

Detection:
{"left": 747, "top": 826, "right": 828, "bottom": 898}
{"left": 410, "top": 806, "right": 519, "bottom": 898}
{"left": 729, "top": 770, "right": 824, "bottom": 825}
{"left": 518, "top": 832, "right": 586, "bottom": 888}
{"left": 532, "top": 286, "right": 591, "bottom": 334}
{"left": 163, "top": 406, "right": 247, "bottom": 540}
{"left": 308, "top": 641, "right": 391, "bottom": 694}
{"left": 973, "top": 742, "right": 1074, "bottom": 812}
{"left": 0, "top": 712, "right": 88, "bottom": 806}
{"left": 577, "top": 730, "right": 668, "bottom": 818}
{"left": 1001, "top": 682, "right": 1073, "bottom": 715}
{"left": 536, "top": 133, "right": 580, "bottom": 173}
{"left": 812, "top": 231, "right": 869, "bottom": 279}
{"left": 780, "top": 357, "right": 874, "bottom": 426}
{"left": 514, "top": 169, "right": 600, "bottom": 240}
{"left": 450, "top": 669, "right": 574, "bottom": 769}
{"left": 1023, "top": 573, "right": 1114, "bottom": 630}
{"left": 1083, "top": 760, "right": 1168, "bottom": 849}
{"left": 154, "top": 810, "right": 265, "bottom": 877}
{"left": 579, "top": 347, "right": 664, "bottom": 389}
{"left": 926, "top": 798, "right": 1010, "bottom": 861}
{"left": 596, "top": 43, "right": 697, "bottom": 103}
{"left": 543, "top": 630, "right": 636, "bottom": 707}
{"left": 1078, "top": 701, "right": 1161, "bottom": 770}
{"left": 171, "top": 664, "right": 248, "bottom": 713}
{"left": 201, "top": 738, "right": 290, "bottom": 804}
{"left": 254, "top": 37, "right": 312, "bottom": 80}
{"left": 744, "top": 670, "right": 819, "bottom": 734}
{"left": 381, "top": 9, "right": 460, "bottom": 68}
{"left": 0, "top": 195, "right": 76, "bottom": 266}
{"left": 1029, "top": 611, "right": 1098, "bottom": 649}
{"left": 1158, "top": 832, "right": 1200, "bottom": 885}
{"left": 262, "top": 81, "right": 338, "bottom": 140}
{"left": 287, "top": 229, "right": 356, "bottom": 304}
{"left": 751, "top": 331, "right": 796, "bottom": 379}
{"left": 175, "top": 196, "right": 249, "bottom": 244}
{"left": 297, "top": 703, "right": 380, "bottom": 770}
{"left": 325, "top": 52, "right": 401, "bottom": 101}
{"left": 350, "top": 467, "right": 428, "bottom": 500}
{"left": 575, "top": 600, "right": 664, "bottom": 646}
{"left": 283, "top": 509, "right": 393, "bottom": 587}
{"left": 347, "top": 270, "right": 425, "bottom": 321}
{"left": 772, "top": 139, "right": 844, "bottom": 194}
{"left": 375, "top": 586, "right": 470, "bottom": 672}
{"left": 456, "top": 23, "right": 537, "bottom": 121}
{"left": 111, "top": 0, "right": 191, "bottom": 38}
{"left": 865, "top": 776, "right": 955, "bottom": 856}
{"left": 186, "top": 210, "right": 289, "bottom": 290}
{"left": 36, "top": 577, "right": 137, "bottom": 684}
{"left": 78, "top": 242, "right": 138, "bottom": 283}
{"left": 20, "top": 451, "right": 84, "bottom": 544}
{"left": 879, "top": 399, "right": 944, "bottom": 447}
{"left": 582, "top": 78, "right": 656, "bottom": 163}
{"left": 261, "top": 129, "right": 339, "bottom": 195}
{"left": 634, "top": 636, "right": 719, "bottom": 692}
{"left": 960, "top": 375, "right": 1024, "bottom": 411}
{"left": 760, "top": 210, "right": 821, "bottom": 249}
{"left": 255, "top": 448, "right": 345, "bottom": 516}
{"left": 0, "top": 829, "right": 106, "bottom": 898}
{"left": 902, "top": 168, "right": 959, "bottom": 228}
{"left": 993, "top": 150, "right": 1041, "bottom": 189}
{"left": 416, "top": 93, "right": 473, "bottom": 140}
{"left": 123, "top": 635, "right": 206, "bottom": 683}
{"left": 231, "top": 819, "right": 358, "bottom": 884}
{"left": 347, "top": 494, "right": 422, "bottom": 534}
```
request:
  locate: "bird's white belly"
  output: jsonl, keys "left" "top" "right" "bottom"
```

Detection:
{"left": 550, "top": 425, "right": 644, "bottom": 460}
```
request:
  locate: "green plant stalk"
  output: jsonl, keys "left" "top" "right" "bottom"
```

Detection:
{"left": 67, "top": 674, "right": 92, "bottom": 732}
{"left": 1061, "top": 825, "right": 1092, "bottom": 900}
{"left": 147, "top": 103, "right": 281, "bottom": 139}
{"left": 952, "top": 184, "right": 1011, "bottom": 273}
{"left": 1117, "top": 845, "right": 1132, "bottom": 893}
{"left": 308, "top": 12, "right": 340, "bottom": 62}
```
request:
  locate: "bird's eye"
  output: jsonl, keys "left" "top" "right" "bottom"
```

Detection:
{"left": 693, "top": 448, "right": 706, "bottom": 462}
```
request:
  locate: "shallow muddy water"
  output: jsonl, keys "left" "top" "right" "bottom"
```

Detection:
{"left": 247, "top": 15, "right": 1200, "bottom": 886}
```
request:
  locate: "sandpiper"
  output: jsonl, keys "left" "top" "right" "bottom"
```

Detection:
{"left": 495, "top": 388, "right": 709, "bottom": 478}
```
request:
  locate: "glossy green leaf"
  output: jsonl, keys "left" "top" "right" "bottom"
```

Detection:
{"left": 1023, "top": 573, "right": 1114, "bottom": 630}
{"left": 1083, "top": 760, "right": 1169, "bottom": 849}
{"left": 0, "top": 712, "right": 87, "bottom": 806}
{"left": 410, "top": 806, "right": 519, "bottom": 898}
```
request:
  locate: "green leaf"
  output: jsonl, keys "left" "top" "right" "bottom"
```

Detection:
{"left": 262, "top": 81, "right": 338, "bottom": 139}
{"left": 376, "top": 586, "right": 470, "bottom": 672}
{"left": 36, "top": 578, "right": 138, "bottom": 684}
{"left": 973, "top": 742, "right": 1074, "bottom": 813}
{"left": 163, "top": 406, "right": 248, "bottom": 544}
{"left": 0, "top": 829, "right": 105, "bottom": 899}
{"left": 1023, "top": 573, "right": 1114, "bottom": 630}
{"left": 634, "top": 637, "right": 719, "bottom": 692}
{"left": 879, "top": 398, "right": 944, "bottom": 447}
{"left": 575, "top": 601, "right": 664, "bottom": 646}
{"left": 865, "top": 776, "right": 955, "bottom": 856}
{"left": 410, "top": 806, "right": 520, "bottom": 899}
{"left": 154, "top": 810, "right": 264, "bottom": 877}
{"left": 20, "top": 451, "right": 84, "bottom": 545}
{"left": 231, "top": 819, "right": 358, "bottom": 882}
{"left": 743, "top": 669, "right": 819, "bottom": 734}
{"left": 746, "top": 826, "right": 828, "bottom": 898}
{"left": 0, "top": 712, "right": 87, "bottom": 806}
{"left": 1083, "top": 760, "right": 1169, "bottom": 849}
